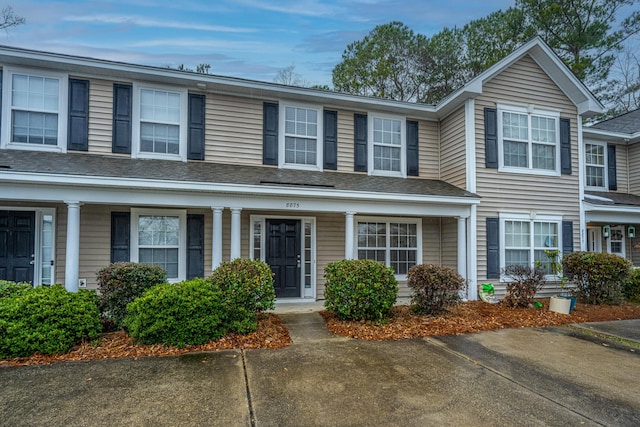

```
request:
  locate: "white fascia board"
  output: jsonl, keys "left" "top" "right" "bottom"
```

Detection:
{"left": 583, "top": 202, "right": 640, "bottom": 216}
{"left": 584, "top": 208, "right": 640, "bottom": 223}
{"left": 0, "top": 171, "right": 479, "bottom": 207}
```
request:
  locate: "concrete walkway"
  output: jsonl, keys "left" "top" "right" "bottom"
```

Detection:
{"left": 1, "top": 315, "right": 639, "bottom": 426}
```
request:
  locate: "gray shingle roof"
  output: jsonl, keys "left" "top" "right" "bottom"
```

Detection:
{"left": 0, "top": 151, "right": 478, "bottom": 200}
{"left": 589, "top": 109, "right": 640, "bottom": 134}
{"left": 584, "top": 191, "right": 640, "bottom": 207}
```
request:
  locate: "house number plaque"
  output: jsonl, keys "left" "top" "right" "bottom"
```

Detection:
{"left": 285, "top": 202, "right": 300, "bottom": 209}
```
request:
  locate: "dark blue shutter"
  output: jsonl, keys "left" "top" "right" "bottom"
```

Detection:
{"left": 67, "top": 78, "right": 90, "bottom": 151}
{"left": 484, "top": 108, "right": 498, "bottom": 169}
{"left": 263, "top": 102, "right": 278, "bottom": 165}
{"left": 608, "top": 144, "right": 617, "bottom": 191}
{"left": 406, "top": 120, "right": 419, "bottom": 176}
{"left": 562, "top": 221, "right": 574, "bottom": 255}
{"left": 323, "top": 110, "right": 338, "bottom": 170}
{"left": 187, "top": 214, "right": 204, "bottom": 279}
{"left": 560, "top": 118, "right": 571, "bottom": 174}
{"left": 112, "top": 84, "right": 132, "bottom": 154}
{"left": 354, "top": 113, "right": 367, "bottom": 172}
{"left": 188, "top": 94, "right": 205, "bottom": 160}
{"left": 0, "top": 70, "right": 3, "bottom": 136}
{"left": 110, "top": 212, "right": 130, "bottom": 263}
{"left": 486, "top": 218, "right": 500, "bottom": 279}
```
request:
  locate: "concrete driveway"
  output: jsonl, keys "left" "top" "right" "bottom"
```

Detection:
{"left": 1, "top": 313, "right": 639, "bottom": 426}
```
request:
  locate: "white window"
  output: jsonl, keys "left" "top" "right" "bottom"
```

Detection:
{"left": 369, "top": 114, "right": 406, "bottom": 177}
{"left": 1, "top": 67, "right": 68, "bottom": 151}
{"left": 585, "top": 142, "right": 606, "bottom": 190}
{"left": 501, "top": 214, "right": 562, "bottom": 275}
{"left": 131, "top": 209, "right": 187, "bottom": 281}
{"left": 133, "top": 84, "right": 187, "bottom": 160}
{"left": 279, "top": 103, "right": 323, "bottom": 170}
{"left": 356, "top": 218, "right": 421, "bottom": 276}
{"left": 608, "top": 225, "right": 625, "bottom": 258}
{"left": 498, "top": 105, "right": 560, "bottom": 175}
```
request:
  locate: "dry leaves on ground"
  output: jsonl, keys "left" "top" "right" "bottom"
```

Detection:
{"left": 320, "top": 300, "right": 640, "bottom": 341}
{"left": 0, "top": 313, "right": 291, "bottom": 367}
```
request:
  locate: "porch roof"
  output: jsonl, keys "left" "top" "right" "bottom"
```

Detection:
{"left": 585, "top": 191, "right": 640, "bottom": 207}
{"left": 0, "top": 151, "right": 479, "bottom": 200}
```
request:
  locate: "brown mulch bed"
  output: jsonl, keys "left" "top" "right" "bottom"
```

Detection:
{"left": 320, "top": 300, "right": 640, "bottom": 341}
{"left": 0, "top": 313, "right": 291, "bottom": 367}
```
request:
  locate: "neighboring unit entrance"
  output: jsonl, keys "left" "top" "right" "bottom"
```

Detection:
{"left": 0, "top": 210, "right": 36, "bottom": 283}
{"left": 266, "top": 219, "right": 301, "bottom": 298}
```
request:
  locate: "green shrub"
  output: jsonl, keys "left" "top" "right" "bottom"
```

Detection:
{"left": 408, "top": 264, "right": 464, "bottom": 315}
{"left": 0, "top": 285, "right": 101, "bottom": 358}
{"left": 562, "top": 251, "right": 631, "bottom": 305}
{"left": 622, "top": 268, "right": 640, "bottom": 303}
{"left": 96, "top": 262, "right": 168, "bottom": 328}
{"left": 501, "top": 265, "right": 547, "bottom": 308}
{"left": 324, "top": 259, "right": 398, "bottom": 321}
{"left": 208, "top": 258, "right": 276, "bottom": 313}
{"left": 124, "top": 279, "right": 227, "bottom": 347}
{"left": 0, "top": 280, "right": 32, "bottom": 298}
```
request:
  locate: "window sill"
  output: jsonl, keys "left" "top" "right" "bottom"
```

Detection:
{"left": 135, "top": 152, "right": 185, "bottom": 162}
{"left": 498, "top": 166, "right": 560, "bottom": 177}
{"left": 585, "top": 186, "right": 607, "bottom": 192}
{"left": 4, "top": 143, "right": 65, "bottom": 153}
{"left": 369, "top": 170, "right": 405, "bottom": 178}
{"left": 279, "top": 163, "right": 322, "bottom": 172}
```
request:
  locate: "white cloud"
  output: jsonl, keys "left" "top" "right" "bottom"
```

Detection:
{"left": 64, "top": 14, "right": 257, "bottom": 33}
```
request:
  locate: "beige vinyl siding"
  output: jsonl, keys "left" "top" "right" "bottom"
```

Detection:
{"left": 440, "top": 217, "right": 458, "bottom": 270}
{"left": 613, "top": 143, "right": 629, "bottom": 193}
{"left": 205, "top": 94, "right": 264, "bottom": 166}
{"left": 440, "top": 107, "right": 467, "bottom": 188}
{"left": 315, "top": 213, "right": 345, "bottom": 299}
{"left": 628, "top": 143, "right": 640, "bottom": 194}
{"left": 55, "top": 206, "right": 67, "bottom": 285}
{"left": 336, "top": 109, "right": 355, "bottom": 173}
{"left": 78, "top": 205, "right": 111, "bottom": 288}
{"left": 474, "top": 54, "right": 580, "bottom": 291}
{"left": 418, "top": 119, "right": 440, "bottom": 179}
{"left": 87, "top": 78, "right": 116, "bottom": 154}
{"left": 422, "top": 218, "right": 442, "bottom": 265}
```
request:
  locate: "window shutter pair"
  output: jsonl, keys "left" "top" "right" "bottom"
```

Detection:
{"left": 110, "top": 212, "right": 204, "bottom": 279}
{"left": 111, "top": 85, "right": 205, "bottom": 160}
{"left": 353, "top": 114, "right": 419, "bottom": 176}
{"left": 486, "top": 218, "right": 574, "bottom": 279}
{"left": 262, "top": 102, "right": 339, "bottom": 170}
{"left": 484, "top": 108, "right": 572, "bottom": 174}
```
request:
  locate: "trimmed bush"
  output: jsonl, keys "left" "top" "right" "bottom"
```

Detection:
{"left": 0, "top": 280, "right": 32, "bottom": 298}
{"left": 209, "top": 258, "right": 276, "bottom": 313}
{"left": 622, "top": 268, "right": 640, "bottom": 303}
{"left": 96, "top": 262, "right": 168, "bottom": 328}
{"left": 124, "top": 279, "right": 228, "bottom": 347}
{"left": 0, "top": 285, "right": 101, "bottom": 358}
{"left": 324, "top": 259, "right": 398, "bottom": 321}
{"left": 563, "top": 251, "right": 631, "bottom": 305}
{"left": 501, "top": 265, "right": 547, "bottom": 308}
{"left": 408, "top": 264, "right": 464, "bottom": 315}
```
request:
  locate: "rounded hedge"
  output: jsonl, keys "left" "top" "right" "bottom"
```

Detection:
{"left": 0, "top": 285, "right": 101, "bottom": 358}
{"left": 562, "top": 251, "right": 631, "bottom": 304}
{"left": 124, "top": 279, "right": 228, "bottom": 348}
{"left": 622, "top": 268, "right": 640, "bottom": 303}
{"left": 208, "top": 258, "right": 276, "bottom": 313}
{"left": 408, "top": 264, "right": 464, "bottom": 315}
{"left": 96, "top": 262, "right": 168, "bottom": 329}
{"left": 323, "top": 259, "right": 398, "bottom": 321}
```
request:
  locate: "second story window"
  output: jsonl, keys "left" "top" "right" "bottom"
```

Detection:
{"left": 133, "top": 84, "right": 187, "bottom": 160}
{"left": 585, "top": 142, "right": 606, "bottom": 190}
{"left": 279, "top": 104, "right": 322, "bottom": 170}
{"left": 369, "top": 114, "right": 406, "bottom": 177}
{"left": 1, "top": 67, "right": 67, "bottom": 152}
{"left": 498, "top": 105, "right": 559, "bottom": 175}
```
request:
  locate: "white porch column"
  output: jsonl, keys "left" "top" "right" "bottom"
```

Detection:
{"left": 65, "top": 201, "right": 81, "bottom": 292}
{"left": 345, "top": 212, "right": 356, "bottom": 259}
{"left": 457, "top": 216, "right": 467, "bottom": 299}
{"left": 212, "top": 207, "right": 223, "bottom": 269}
{"left": 230, "top": 208, "right": 242, "bottom": 260}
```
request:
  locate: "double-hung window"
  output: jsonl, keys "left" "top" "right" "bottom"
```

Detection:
{"left": 498, "top": 105, "right": 560, "bottom": 175}
{"left": 1, "top": 67, "right": 68, "bottom": 151}
{"left": 133, "top": 84, "right": 187, "bottom": 160}
{"left": 279, "top": 103, "right": 322, "bottom": 170}
{"left": 131, "top": 209, "right": 187, "bottom": 281}
{"left": 585, "top": 142, "right": 606, "bottom": 190}
{"left": 501, "top": 214, "right": 561, "bottom": 275}
{"left": 369, "top": 115, "right": 405, "bottom": 177}
{"left": 356, "top": 218, "right": 421, "bottom": 276}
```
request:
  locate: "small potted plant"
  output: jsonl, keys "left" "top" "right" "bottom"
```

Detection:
{"left": 540, "top": 249, "right": 575, "bottom": 314}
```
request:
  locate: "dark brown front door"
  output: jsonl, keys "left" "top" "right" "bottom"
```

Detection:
{"left": 266, "top": 219, "right": 301, "bottom": 298}
{"left": 0, "top": 211, "right": 36, "bottom": 283}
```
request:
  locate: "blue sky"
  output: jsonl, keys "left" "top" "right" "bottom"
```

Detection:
{"left": 5, "top": 0, "right": 514, "bottom": 86}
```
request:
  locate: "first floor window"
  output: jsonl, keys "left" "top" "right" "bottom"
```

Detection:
{"left": 357, "top": 219, "right": 419, "bottom": 275}
{"left": 133, "top": 209, "right": 186, "bottom": 281}
{"left": 503, "top": 217, "right": 559, "bottom": 274}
